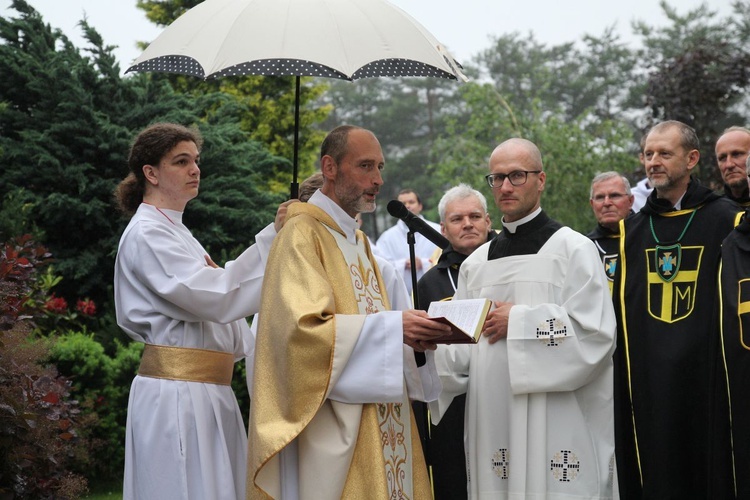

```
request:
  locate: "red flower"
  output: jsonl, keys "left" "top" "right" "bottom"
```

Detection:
{"left": 45, "top": 294, "right": 68, "bottom": 314}
{"left": 76, "top": 298, "right": 96, "bottom": 316}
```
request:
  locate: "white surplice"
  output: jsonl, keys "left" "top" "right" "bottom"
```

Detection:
{"left": 114, "top": 203, "right": 275, "bottom": 500}
{"left": 431, "top": 226, "right": 617, "bottom": 499}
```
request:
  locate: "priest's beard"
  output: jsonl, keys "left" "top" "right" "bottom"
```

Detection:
{"left": 648, "top": 171, "right": 683, "bottom": 192}
{"left": 335, "top": 184, "right": 376, "bottom": 215}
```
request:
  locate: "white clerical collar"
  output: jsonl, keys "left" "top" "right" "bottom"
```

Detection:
{"left": 501, "top": 207, "right": 542, "bottom": 234}
{"left": 655, "top": 190, "right": 686, "bottom": 210}
{"left": 308, "top": 190, "right": 359, "bottom": 243}
{"left": 672, "top": 192, "right": 686, "bottom": 211}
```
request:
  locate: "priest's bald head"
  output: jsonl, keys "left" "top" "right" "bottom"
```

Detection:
{"left": 486, "top": 138, "right": 546, "bottom": 223}
{"left": 319, "top": 125, "right": 385, "bottom": 218}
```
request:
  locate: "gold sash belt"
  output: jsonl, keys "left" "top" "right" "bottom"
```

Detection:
{"left": 138, "top": 344, "right": 234, "bottom": 386}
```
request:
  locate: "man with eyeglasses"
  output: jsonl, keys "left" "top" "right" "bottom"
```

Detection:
{"left": 430, "top": 138, "right": 617, "bottom": 498}
{"left": 715, "top": 126, "right": 750, "bottom": 207}
{"left": 612, "top": 120, "right": 740, "bottom": 498}
{"left": 586, "top": 172, "right": 635, "bottom": 294}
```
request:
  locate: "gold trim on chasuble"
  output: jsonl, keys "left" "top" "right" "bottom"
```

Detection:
{"left": 249, "top": 203, "right": 430, "bottom": 499}
{"left": 326, "top": 227, "right": 417, "bottom": 499}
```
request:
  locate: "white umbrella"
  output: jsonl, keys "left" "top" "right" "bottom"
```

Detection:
{"left": 126, "top": 0, "right": 468, "bottom": 197}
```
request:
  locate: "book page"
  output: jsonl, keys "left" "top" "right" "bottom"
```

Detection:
{"left": 427, "top": 298, "right": 491, "bottom": 335}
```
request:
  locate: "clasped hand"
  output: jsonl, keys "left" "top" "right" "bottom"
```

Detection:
{"left": 482, "top": 301, "right": 513, "bottom": 344}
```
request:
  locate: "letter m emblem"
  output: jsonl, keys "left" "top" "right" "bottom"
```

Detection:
{"left": 646, "top": 246, "right": 703, "bottom": 323}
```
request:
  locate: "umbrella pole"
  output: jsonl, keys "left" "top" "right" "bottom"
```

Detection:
{"left": 290, "top": 76, "right": 301, "bottom": 199}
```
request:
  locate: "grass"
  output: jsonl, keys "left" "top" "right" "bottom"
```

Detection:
{"left": 83, "top": 479, "right": 122, "bottom": 500}
{"left": 84, "top": 493, "right": 122, "bottom": 500}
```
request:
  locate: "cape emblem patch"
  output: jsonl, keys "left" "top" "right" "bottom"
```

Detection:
{"left": 603, "top": 254, "right": 618, "bottom": 281}
{"left": 646, "top": 246, "right": 702, "bottom": 323}
{"left": 655, "top": 244, "right": 681, "bottom": 282}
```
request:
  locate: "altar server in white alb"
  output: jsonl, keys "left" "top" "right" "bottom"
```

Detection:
{"left": 113, "top": 122, "right": 290, "bottom": 500}
{"left": 376, "top": 188, "right": 441, "bottom": 293}
{"left": 431, "top": 138, "right": 618, "bottom": 499}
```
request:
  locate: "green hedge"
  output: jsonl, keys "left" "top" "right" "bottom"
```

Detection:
{"left": 47, "top": 332, "right": 143, "bottom": 484}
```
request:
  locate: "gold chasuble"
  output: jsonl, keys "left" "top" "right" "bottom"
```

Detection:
{"left": 247, "top": 202, "right": 430, "bottom": 499}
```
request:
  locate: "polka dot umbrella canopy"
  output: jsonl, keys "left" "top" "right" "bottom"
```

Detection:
{"left": 126, "top": 0, "right": 468, "bottom": 198}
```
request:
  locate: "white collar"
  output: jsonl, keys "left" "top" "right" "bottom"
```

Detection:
{"left": 501, "top": 207, "right": 542, "bottom": 233}
{"left": 140, "top": 203, "right": 184, "bottom": 225}
{"left": 673, "top": 192, "right": 686, "bottom": 211}
{"left": 308, "top": 190, "right": 359, "bottom": 244}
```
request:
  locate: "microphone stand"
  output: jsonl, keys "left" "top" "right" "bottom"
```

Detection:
{"left": 406, "top": 230, "right": 424, "bottom": 349}
{"left": 407, "top": 230, "right": 431, "bottom": 469}
{"left": 407, "top": 230, "right": 420, "bottom": 311}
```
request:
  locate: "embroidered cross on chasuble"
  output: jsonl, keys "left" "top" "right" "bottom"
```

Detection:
{"left": 327, "top": 228, "right": 416, "bottom": 499}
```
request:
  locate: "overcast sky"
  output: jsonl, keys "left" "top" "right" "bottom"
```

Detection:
{"left": 0, "top": 0, "right": 736, "bottom": 73}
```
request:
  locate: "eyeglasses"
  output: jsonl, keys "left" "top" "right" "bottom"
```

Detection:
{"left": 591, "top": 193, "right": 627, "bottom": 203}
{"left": 485, "top": 170, "right": 542, "bottom": 188}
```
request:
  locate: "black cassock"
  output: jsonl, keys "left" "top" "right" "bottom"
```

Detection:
{"left": 587, "top": 222, "right": 623, "bottom": 295}
{"left": 720, "top": 211, "right": 750, "bottom": 499}
{"left": 613, "top": 179, "right": 740, "bottom": 499}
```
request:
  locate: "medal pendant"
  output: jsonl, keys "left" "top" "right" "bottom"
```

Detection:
{"left": 655, "top": 243, "right": 682, "bottom": 283}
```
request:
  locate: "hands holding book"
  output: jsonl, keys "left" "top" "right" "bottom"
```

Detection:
{"left": 402, "top": 310, "right": 453, "bottom": 352}
{"left": 482, "top": 301, "right": 513, "bottom": 344}
{"left": 425, "top": 299, "right": 512, "bottom": 344}
{"left": 404, "top": 299, "right": 515, "bottom": 348}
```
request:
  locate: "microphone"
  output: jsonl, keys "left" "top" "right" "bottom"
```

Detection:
{"left": 386, "top": 200, "right": 449, "bottom": 249}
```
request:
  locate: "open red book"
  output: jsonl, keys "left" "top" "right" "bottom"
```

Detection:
{"left": 427, "top": 298, "right": 494, "bottom": 344}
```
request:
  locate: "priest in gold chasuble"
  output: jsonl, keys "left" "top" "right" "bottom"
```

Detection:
{"left": 247, "top": 126, "right": 448, "bottom": 499}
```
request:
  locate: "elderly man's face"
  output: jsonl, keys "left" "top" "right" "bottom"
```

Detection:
{"left": 589, "top": 176, "right": 634, "bottom": 230}
{"left": 441, "top": 196, "right": 491, "bottom": 256}
{"left": 715, "top": 130, "right": 750, "bottom": 192}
